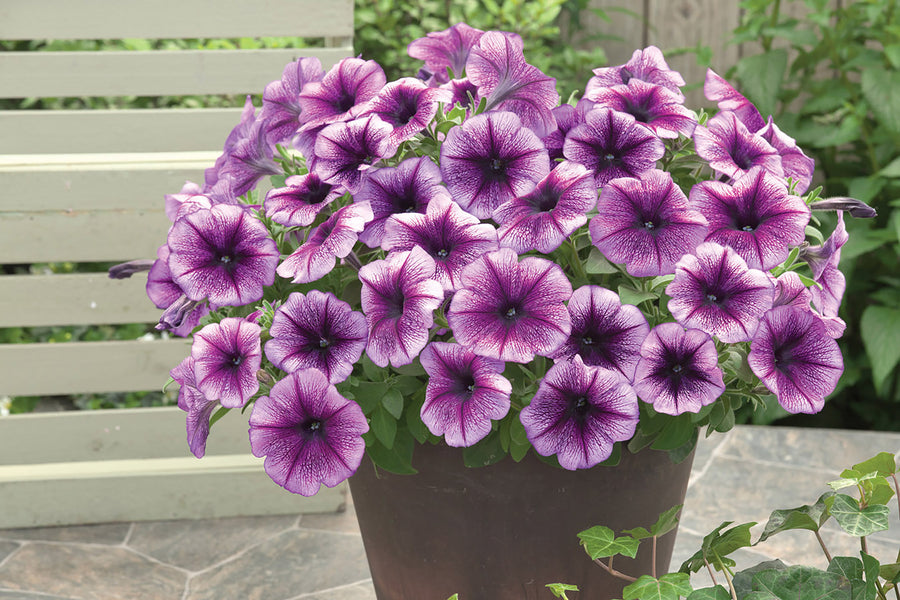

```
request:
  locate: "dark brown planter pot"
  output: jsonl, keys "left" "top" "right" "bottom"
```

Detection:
{"left": 348, "top": 441, "right": 695, "bottom": 600}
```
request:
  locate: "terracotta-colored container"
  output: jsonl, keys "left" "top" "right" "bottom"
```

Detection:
{"left": 349, "top": 441, "right": 694, "bottom": 600}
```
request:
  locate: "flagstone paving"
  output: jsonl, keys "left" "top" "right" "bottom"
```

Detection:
{"left": 1, "top": 425, "right": 898, "bottom": 599}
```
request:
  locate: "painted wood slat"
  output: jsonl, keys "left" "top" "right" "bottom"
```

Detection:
{"left": 0, "top": 48, "right": 350, "bottom": 99}
{"left": 0, "top": 459, "right": 345, "bottom": 528}
{"left": 0, "top": 209, "right": 169, "bottom": 263}
{"left": 0, "top": 108, "right": 244, "bottom": 154}
{"left": 646, "top": 0, "right": 742, "bottom": 108}
{"left": 0, "top": 273, "right": 161, "bottom": 328}
{"left": 0, "top": 339, "right": 191, "bottom": 396}
{"left": 0, "top": 0, "right": 353, "bottom": 41}
{"left": 0, "top": 406, "right": 251, "bottom": 465}
{"left": 574, "top": 0, "right": 646, "bottom": 68}
{"left": 0, "top": 151, "right": 218, "bottom": 212}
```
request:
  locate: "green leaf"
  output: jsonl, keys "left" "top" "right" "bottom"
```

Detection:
{"left": 371, "top": 406, "right": 397, "bottom": 449}
{"left": 462, "top": 430, "right": 505, "bottom": 467}
{"left": 354, "top": 381, "right": 390, "bottom": 414}
{"left": 578, "top": 525, "right": 640, "bottom": 559}
{"left": 650, "top": 414, "right": 696, "bottom": 451}
{"left": 208, "top": 406, "right": 230, "bottom": 429}
{"left": 758, "top": 492, "right": 834, "bottom": 542}
{"left": 852, "top": 452, "right": 898, "bottom": 477}
{"left": 827, "top": 556, "right": 864, "bottom": 583}
{"left": 847, "top": 177, "right": 886, "bottom": 204}
{"left": 751, "top": 565, "right": 852, "bottom": 600}
{"left": 382, "top": 388, "right": 404, "bottom": 419}
{"left": 650, "top": 504, "right": 683, "bottom": 538}
{"left": 687, "top": 586, "right": 730, "bottom": 600}
{"left": 878, "top": 562, "right": 900, "bottom": 584}
{"left": 681, "top": 521, "right": 755, "bottom": 574}
{"left": 861, "top": 552, "right": 880, "bottom": 600}
{"left": 618, "top": 284, "right": 658, "bottom": 306}
{"left": 446, "top": 595, "right": 459, "bottom": 600}
{"left": 879, "top": 156, "right": 900, "bottom": 178}
{"left": 885, "top": 45, "right": 900, "bottom": 69}
{"left": 862, "top": 67, "right": 900, "bottom": 133}
{"left": 735, "top": 49, "right": 787, "bottom": 118}
{"left": 829, "top": 494, "right": 890, "bottom": 537}
{"left": 623, "top": 573, "right": 692, "bottom": 600}
{"left": 364, "top": 429, "right": 416, "bottom": 474}
{"left": 546, "top": 583, "right": 579, "bottom": 598}
{"left": 860, "top": 305, "right": 900, "bottom": 394}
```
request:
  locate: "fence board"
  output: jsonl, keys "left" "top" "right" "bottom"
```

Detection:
{"left": 0, "top": 48, "right": 350, "bottom": 99}
{"left": 0, "top": 406, "right": 250, "bottom": 465}
{"left": 575, "top": 1, "right": 647, "bottom": 69}
{"left": 0, "top": 273, "right": 161, "bottom": 328}
{"left": 0, "top": 338, "right": 191, "bottom": 396}
{"left": 0, "top": 0, "right": 353, "bottom": 41}
{"left": 0, "top": 109, "right": 244, "bottom": 154}
{"left": 0, "top": 151, "right": 218, "bottom": 212}
{"left": 0, "top": 210, "right": 169, "bottom": 263}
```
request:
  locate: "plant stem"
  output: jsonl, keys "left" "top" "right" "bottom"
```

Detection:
{"left": 722, "top": 565, "right": 739, "bottom": 600}
{"left": 595, "top": 557, "right": 637, "bottom": 583}
{"left": 814, "top": 530, "right": 833, "bottom": 562}
{"left": 861, "top": 535, "right": 869, "bottom": 556}
{"left": 651, "top": 535, "right": 658, "bottom": 579}
{"left": 891, "top": 474, "right": 900, "bottom": 523}
{"left": 703, "top": 558, "right": 719, "bottom": 587}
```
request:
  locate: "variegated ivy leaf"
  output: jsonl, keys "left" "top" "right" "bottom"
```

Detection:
{"left": 828, "top": 494, "right": 890, "bottom": 537}
{"left": 758, "top": 492, "right": 834, "bottom": 542}
{"left": 623, "top": 573, "right": 692, "bottom": 600}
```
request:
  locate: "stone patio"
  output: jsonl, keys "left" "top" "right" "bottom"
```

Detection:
{"left": 1, "top": 425, "right": 899, "bottom": 599}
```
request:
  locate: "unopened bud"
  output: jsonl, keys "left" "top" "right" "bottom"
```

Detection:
{"left": 809, "top": 197, "right": 877, "bottom": 219}
{"left": 108, "top": 259, "right": 155, "bottom": 279}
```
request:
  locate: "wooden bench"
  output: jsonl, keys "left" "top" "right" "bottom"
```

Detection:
{"left": 0, "top": 0, "right": 353, "bottom": 527}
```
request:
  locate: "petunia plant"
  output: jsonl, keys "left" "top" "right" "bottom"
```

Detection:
{"left": 111, "top": 25, "right": 875, "bottom": 497}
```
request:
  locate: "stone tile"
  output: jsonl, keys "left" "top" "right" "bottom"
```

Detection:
{"left": 722, "top": 427, "right": 900, "bottom": 473}
{"left": 295, "top": 581, "right": 376, "bottom": 600}
{"left": 0, "top": 523, "right": 130, "bottom": 545}
{"left": 0, "top": 592, "right": 79, "bottom": 600}
{"left": 691, "top": 430, "right": 732, "bottom": 481}
{"left": 0, "top": 543, "right": 186, "bottom": 600}
{"left": 298, "top": 505, "right": 360, "bottom": 536}
{"left": 128, "top": 514, "right": 297, "bottom": 572}
{"left": 187, "top": 529, "right": 369, "bottom": 600}
{"left": 0, "top": 542, "right": 19, "bottom": 564}
{"left": 671, "top": 529, "right": 775, "bottom": 590}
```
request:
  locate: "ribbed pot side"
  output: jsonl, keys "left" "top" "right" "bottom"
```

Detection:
{"left": 348, "top": 441, "right": 695, "bottom": 600}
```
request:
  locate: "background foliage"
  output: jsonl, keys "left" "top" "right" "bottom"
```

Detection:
{"left": 728, "top": 0, "right": 900, "bottom": 430}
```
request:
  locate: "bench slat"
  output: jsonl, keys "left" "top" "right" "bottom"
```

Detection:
{"left": 0, "top": 273, "right": 162, "bottom": 328}
{"left": 0, "top": 109, "right": 245, "bottom": 154}
{"left": 0, "top": 339, "right": 191, "bottom": 396}
{"left": 0, "top": 48, "right": 350, "bottom": 98}
{"left": 0, "top": 0, "right": 353, "bottom": 41}
{"left": 0, "top": 210, "right": 168, "bottom": 263}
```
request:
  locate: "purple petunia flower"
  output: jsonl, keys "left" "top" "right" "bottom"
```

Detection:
{"left": 298, "top": 57, "right": 386, "bottom": 129}
{"left": 355, "top": 156, "right": 452, "bottom": 248}
{"left": 804, "top": 212, "right": 848, "bottom": 320}
{"left": 249, "top": 369, "right": 369, "bottom": 496}
{"left": 265, "top": 291, "right": 367, "bottom": 384}
{"left": 277, "top": 202, "right": 374, "bottom": 284}
{"left": 408, "top": 23, "right": 485, "bottom": 82}
{"left": 191, "top": 317, "right": 262, "bottom": 408}
{"left": 466, "top": 31, "right": 559, "bottom": 137}
{"left": 171, "top": 356, "right": 219, "bottom": 458}
{"left": 550, "top": 285, "right": 650, "bottom": 383}
{"left": 690, "top": 166, "right": 810, "bottom": 270}
{"left": 313, "top": 115, "right": 399, "bottom": 193}
{"left": 362, "top": 77, "right": 448, "bottom": 143}
{"left": 359, "top": 246, "right": 444, "bottom": 368}
{"left": 633, "top": 323, "right": 726, "bottom": 415}
{"left": 585, "top": 79, "right": 696, "bottom": 139}
{"left": 758, "top": 117, "right": 815, "bottom": 194}
{"left": 167, "top": 204, "right": 279, "bottom": 307}
{"left": 772, "top": 271, "right": 812, "bottom": 310}
{"left": 260, "top": 57, "right": 325, "bottom": 143}
{"left": 586, "top": 46, "right": 686, "bottom": 100}
{"left": 493, "top": 160, "right": 597, "bottom": 254}
{"left": 440, "top": 77, "right": 479, "bottom": 111}
{"left": 447, "top": 247, "right": 572, "bottom": 363}
{"left": 704, "top": 69, "right": 766, "bottom": 132}
{"left": 216, "top": 118, "right": 282, "bottom": 197}
{"left": 693, "top": 111, "right": 783, "bottom": 182}
{"left": 146, "top": 245, "right": 209, "bottom": 337}
{"left": 382, "top": 195, "right": 499, "bottom": 292}
{"left": 540, "top": 103, "right": 579, "bottom": 163}
{"left": 667, "top": 242, "right": 775, "bottom": 343}
{"left": 264, "top": 173, "right": 344, "bottom": 228}
{"left": 440, "top": 111, "right": 549, "bottom": 219}
{"left": 748, "top": 306, "right": 843, "bottom": 414}
{"left": 589, "top": 170, "right": 708, "bottom": 276}
{"left": 520, "top": 355, "right": 639, "bottom": 470}
{"left": 563, "top": 107, "right": 665, "bottom": 186}
{"left": 419, "top": 341, "right": 512, "bottom": 447}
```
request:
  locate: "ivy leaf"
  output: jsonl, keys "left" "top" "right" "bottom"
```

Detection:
{"left": 546, "top": 583, "right": 579, "bottom": 599}
{"left": 732, "top": 560, "right": 788, "bottom": 598}
{"left": 651, "top": 504, "right": 683, "bottom": 538}
{"left": 878, "top": 562, "right": 900, "bottom": 584}
{"left": 681, "top": 521, "right": 756, "bottom": 573}
{"left": 578, "top": 525, "right": 640, "bottom": 559}
{"left": 623, "top": 573, "right": 692, "bottom": 600}
{"left": 828, "top": 494, "right": 890, "bottom": 537}
{"left": 687, "top": 586, "right": 730, "bottom": 600}
{"left": 861, "top": 553, "right": 880, "bottom": 600}
{"left": 751, "top": 566, "right": 852, "bottom": 600}
{"left": 758, "top": 492, "right": 834, "bottom": 542}
{"left": 852, "top": 453, "right": 897, "bottom": 477}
